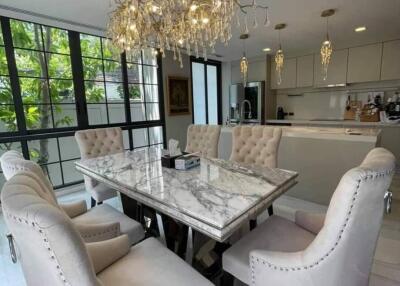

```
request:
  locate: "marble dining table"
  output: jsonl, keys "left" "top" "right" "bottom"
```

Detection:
{"left": 75, "top": 147, "right": 298, "bottom": 247}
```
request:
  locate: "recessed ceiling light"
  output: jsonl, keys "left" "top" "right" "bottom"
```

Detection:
{"left": 263, "top": 48, "right": 271, "bottom": 52}
{"left": 355, "top": 26, "right": 367, "bottom": 32}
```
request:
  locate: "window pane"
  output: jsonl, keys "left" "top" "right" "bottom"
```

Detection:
{"left": 53, "top": 104, "right": 77, "bottom": 127}
{"left": 28, "top": 138, "right": 59, "bottom": 164}
{"left": 59, "top": 136, "right": 80, "bottom": 160}
{"left": 192, "top": 62, "right": 206, "bottom": 124}
{"left": 43, "top": 27, "right": 70, "bottom": 54}
{"left": 24, "top": 104, "right": 53, "bottom": 130}
{"left": 122, "top": 130, "right": 129, "bottom": 150}
{"left": 126, "top": 52, "right": 141, "bottom": 64}
{"left": 0, "top": 22, "right": 3, "bottom": 45}
{"left": 146, "top": 103, "right": 160, "bottom": 121}
{"left": 0, "top": 47, "right": 8, "bottom": 75}
{"left": 46, "top": 163, "right": 62, "bottom": 187}
{"left": 87, "top": 104, "right": 108, "bottom": 125}
{"left": 142, "top": 49, "right": 157, "bottom": 66}
{"left": 132, "top": 128, "right": 148, "bottom": 147}
{"left": 15, "top": 49, "right": 46, "bottom": 77}
{"left": 130, "top": 103, "right": 146, "bottom": 122}
{"left": 83, "top": 57, "right": 103, "bottom": 80}
{"left": 20, "top": 78, "right": 48, "bottom": 104}
{"left": 49, "top": 79, "right": 75, "bottom": 103}
{"left": 102, "top": 38, "right": 120, "bottom": 61}
{"left": 80, "top": 34, "right": 102, "bottom": 58}
{"left": 85, "top": 82, "right": 105, "bottom": 103}
{"left": 143, "top": 66, "right": 157, "bottom": 84}
{"left": 46, "top": 53, "right": 72, "bottom": 79}
{"left": 108, "top": 104, "right": 125, "bottom": 124}
{"left": 127, "top": 63, "right": 140, "bottom": 83}
{"left": 105, "top": 82, "right": 124, "bottom": 102}
{"left": 62, "top": 160, "right": 82, "bottom": 184}
{"left": 0, "top": 77, "right": 13, "bottom": 104}
{"left": 129, "top": 84, "right": 144, "bottom": 102}
{"left": 207, "top": 65, "right": 218, "bottom": 124}
{"left": 0, "top": 105, "right": 17, "bottom": 132}
{"left": 11, "top": 20, "right": 43, "bottom": 50}
{"left": 104, "top": 60, "right": 122, "bottom": 82}
{"left": 149, "top": 126, "right": 163, "bottom": 145}
{"left": 144, "top": 84, "right": 158, "bottom": 102}
{"left": 0, "top": 142, "right": 22, "bottom": 160}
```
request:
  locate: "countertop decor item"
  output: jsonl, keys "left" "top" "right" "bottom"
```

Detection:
{"left": 107, "top": 0, "right": 270, "bottom": 67}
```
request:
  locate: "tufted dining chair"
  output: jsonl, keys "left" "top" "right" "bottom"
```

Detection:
{"left": 1, "top": 171, "right": 213, "bottom": 286}
{"left": 75, "top": 127, "right": 124, "bottom": 206}
{"left": 185, "top": 124, "right": 222, "bottom": 158}
{"left": 0, "top": 150, "right": 145, "bottom": 245}
{"left": 223, "top": 148, "right": 395, "bottom": 286}
{"left": 230, "top": 125, "right": 282, "bottom": 169}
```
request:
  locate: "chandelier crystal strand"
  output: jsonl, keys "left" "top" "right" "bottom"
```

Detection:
{"left": 320, "top": 9, "right": 335, "bottom": 81}
{"left": 274, "top": 24, "right": 286, "bottom": 85}
{"left": 240, "top": 34, "right": 249, "bottom": 86}
{"left": 107, "top": 0, "right": 269, "bottom": 68}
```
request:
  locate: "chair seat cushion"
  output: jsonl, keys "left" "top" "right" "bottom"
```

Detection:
{"left": 89, "top": 182, "right": 118, "bottom": 202}
{"left": 223, "top": 215, "right": 315, "bottom": 284}
{"left": 98, "top": 237, "right": 213, "bottom": 286}
{"left": 73, "top": 204, "right": 144, "bottom": 245}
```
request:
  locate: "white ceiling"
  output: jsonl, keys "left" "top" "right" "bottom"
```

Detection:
{"left": 1, "top": 0, "right": 400, "bottom": 61}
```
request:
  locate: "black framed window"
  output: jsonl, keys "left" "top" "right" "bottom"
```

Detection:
{"left": 0, "top": 16, "right": 166, "bottom": 190}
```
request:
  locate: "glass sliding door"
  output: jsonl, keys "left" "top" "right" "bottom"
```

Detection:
{"left": 191, "top": 58, "right": 221, "bottom": 125}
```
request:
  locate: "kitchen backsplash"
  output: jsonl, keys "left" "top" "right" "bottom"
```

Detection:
{"left": 275, "top": 81, "right": 400, "bottom": 120}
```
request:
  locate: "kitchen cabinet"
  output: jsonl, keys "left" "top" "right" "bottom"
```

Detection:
{"left": 314, "top": 49, "right": 348, "bottom": 87}
{"left": 296, "top": 55, "right": 314, "bottom": 87}
{"left": 347, "top": 43, "right": 382, "bottom": 83}
{"left": 381, "top": 40, "right": 400, "bottom": 81}
{"left": 271, "top": 57, "right": 297, "bottom": 89}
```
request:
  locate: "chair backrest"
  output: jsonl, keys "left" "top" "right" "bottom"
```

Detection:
{"left": 1, "top": 171, "right": 101, "bottom": 286}
{"left": 230, "top": 126, "right": 282, "bottom": 168}
{"left": 301, "top": 148, "right": 395, "bottom": 285}
{"left": 0, "top": 151, "right": 57, "bottom": 205}
{"left": 185, "top": 124, "right": 221, "bottom": 158}
{"left": 75, "top": 127, "right": 124, "bottom": 160}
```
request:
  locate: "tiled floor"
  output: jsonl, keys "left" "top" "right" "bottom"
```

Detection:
{"left": 1, "top": 172, "right": 399, "bottom": 286}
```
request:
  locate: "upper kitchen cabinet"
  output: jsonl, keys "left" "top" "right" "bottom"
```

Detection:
{"left": 381, "top": 40, "right": 400, "bottom": 81}
{"left": 347, "top": 43, "right": 382, "bottom": 83}
{"left": 314, "top": 49, "right": 348, "bottom": 87}
{"left": 271, "top": 57, "right": 297, "bottom": 89}
{"left": 296, "top": 55, "right": 314, "bottom": 87}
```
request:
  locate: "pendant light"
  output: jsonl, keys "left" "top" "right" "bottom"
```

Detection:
{"left": 320, "top": 9, "right": 335, "bottom": 81}
{"left": 240, "top": 33, "right": 249, "bottom": 87}
{"left": 274, "top": 23, "right": 286, "bottom": 85}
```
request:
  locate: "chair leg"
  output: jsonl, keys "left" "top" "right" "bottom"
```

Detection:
{"left": 249, "top": 219, "right": 257, "bottom": 230}
{"left": 97, "top": 201, "right": 103, "bottom": 205}
{"left": 220, "top": 270, "right": 234, "bottom": 286}
{"left": 268, "top": 205, "right": 274, "bottom": 216}
{"left": 91, "top": 197, "right": 96, "bottom": 208}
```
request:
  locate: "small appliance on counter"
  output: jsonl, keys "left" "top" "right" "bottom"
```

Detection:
{"left": 276, "top": 106, "right": 286, "bottom": 120}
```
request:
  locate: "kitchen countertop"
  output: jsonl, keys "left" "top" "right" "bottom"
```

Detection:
{"left": 266, "top": 119, "right": 400, "bottom": 128}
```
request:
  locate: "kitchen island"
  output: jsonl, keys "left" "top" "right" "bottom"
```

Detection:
{"left": 218, "top": 126, "right": 381, "bottom": 205}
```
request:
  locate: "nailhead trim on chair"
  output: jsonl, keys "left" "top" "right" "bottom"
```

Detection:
{"left": 6, "top": 213, "right": 71, "bottom": 286}
{"left": 250, "top": 170, "right": 393, "bottom": 285}
{"left": 81, "top": 224, "right": 119, "bottom": 239}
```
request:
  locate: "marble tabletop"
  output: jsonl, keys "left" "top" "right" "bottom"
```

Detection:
{"left": 75, "top": 147, "right": 298, "bottom": 241}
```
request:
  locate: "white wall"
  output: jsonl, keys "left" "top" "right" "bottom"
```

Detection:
{"left": 162, "top": 51, "right": 192, "bottom": 150}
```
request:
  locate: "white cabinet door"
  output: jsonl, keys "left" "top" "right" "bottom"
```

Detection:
{"left": 381, "top": 40, "right": 400, "bottom": 81}
{"left": 314, "top": 49, "right": 348, "bottom": 87}
{"left": 347, "top": 43, "right": 382, "bottom": 83}
{"left": 296, "top": 55, "right": 314, "bottom": 87}
{"left": 271, "top": 58, "right": 297, "bottom": 89}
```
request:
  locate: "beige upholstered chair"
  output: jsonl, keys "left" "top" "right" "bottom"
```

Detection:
{"left": 185, "top": 124, "right": 221, "bottom": 158}
{"left": 0, "top": 151, "right": 144, "bottom": 245}
{"left": 75, "top": 127, "right": 124, "bottom": 206}
{"left": 1, "top": 171, "right": 213, "bottom": 286}
{"left": 223, "top": 148, "right": 395, "bottom": 286}
{"left": 230, "top": 125, "right": 282, "bottom": 168}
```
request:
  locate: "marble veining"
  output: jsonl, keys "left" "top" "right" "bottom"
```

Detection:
{"left": 76, "top": 147, "right": 297, "bottom": 239}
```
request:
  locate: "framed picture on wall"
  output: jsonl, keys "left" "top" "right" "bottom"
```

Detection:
{"left": 167, "top": 76, "right": 191, "bottom": 116}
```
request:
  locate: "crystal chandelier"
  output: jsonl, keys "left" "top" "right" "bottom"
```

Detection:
{"left": 107, "top": 0, "right": 270, "bottom": 67}
{"left": 240, "top": 33, "right": 249, "bottom": 86}
{"left": 274, "top": 23, "right": 286, "bottom": 85}
{"left": 320, "top": 9, "right": 335, "bottom": 81}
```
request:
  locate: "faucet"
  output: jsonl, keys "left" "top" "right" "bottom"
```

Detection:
{"left": 240, "top": 100, "right": 252, "bottom": 124}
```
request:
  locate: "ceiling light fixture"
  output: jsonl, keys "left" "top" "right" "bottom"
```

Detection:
{"left": 320, "top": 9, "right": 335, "bottom": 81}
{"left": 274, "top": 23, "right": 286, "bottom": 85}
{"left": 263, "top": 47, "right": 271, "bottom": 52}
{"left": 240, "top": 33, "right": 249, "bottom": 87}
{"left": 107, "top": 0, "right": 271, "bottom": 68}
{"left": 355, "top": 26, "right": 367, "bottom": 32}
